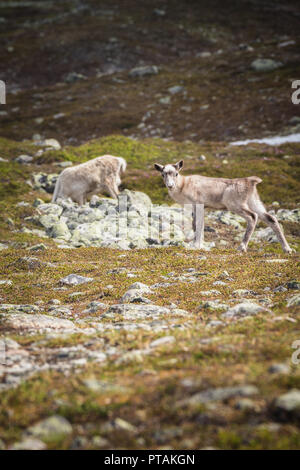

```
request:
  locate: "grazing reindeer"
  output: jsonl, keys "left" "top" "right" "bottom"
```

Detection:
{"left": 154, "top": 160, "right": 292, "bottom": 253}
{"left": 52, "top": 155, "right": 126, "bottom": 205}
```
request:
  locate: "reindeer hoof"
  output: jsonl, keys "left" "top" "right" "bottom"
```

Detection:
{"left": 284, "top": 246, "right": 295, "bottom": 254}
{"left": 238, "top": 243, "right": 247, "bottom": 253}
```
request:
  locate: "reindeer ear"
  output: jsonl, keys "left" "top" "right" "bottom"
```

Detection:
{"left": 154, "top": 163, "right": 164, "bottom": 172}
{"left": 174, "top": 160, "right": 183, "bottom": 171}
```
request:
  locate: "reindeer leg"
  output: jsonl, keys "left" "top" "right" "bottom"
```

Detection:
{"left": 107, "top": 181, "right": 119, "bottom": 199}
{"left": 236, "top": 208, "right": 258, "bottom": 252}
{"left": 192, "top": 203, "right": 204, "bottom": 249}
{"left": 259, "top": 212, "right": 292, "bottom": 253}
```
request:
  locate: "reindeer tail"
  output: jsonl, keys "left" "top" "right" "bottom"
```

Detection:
{"left": 248, "top": 176, "right": 262, "bottom": 185}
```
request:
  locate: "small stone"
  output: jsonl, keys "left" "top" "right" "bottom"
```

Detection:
{"left": 24, "top": 415, "right": 73, "bottom": 441}
{"left": 0, "top": 279, "right": 12, "bottom": 286}
{"left": 199, "top": 300, "right": 228, "bottom": 311}
{"left": 49, "top": 299, "right": 61, "bottom": 305}
{"left": 27, "top": 243, "right": 47, "bottom": 252}
{"left": 196, "top": 51, "right": 212, "bottom": 58}
{"left": 64, "top": 72, "right": 87, "bottom": 83}
{"left": 177, "top": 385, "right": 258, "bottom": 407}
{"left": 129, "top": 65, "right": 159, "bottom": 78}
{"left": 9, "top": 438, "right": 47, "bottom": 450}
{"left": 167, "top": 85, "right": 184, "bottom": 95}
{"left": 235, "top": 398, "right": 256, "bottom": 411}
{"left": 15, "top": 154, "right": 33, "bottom": 164}
{"left": 159, "top": 96, "right": 171, "bottom": 105}
{"left": 287, "top": 294, "right": 300, "bottom": 307}
{"left": 153, "top": 8, "right": 166, "bottom": 16}
{"left": 286, "top": 281, "right": 300, "bottom": 290}
{"left": 212, "top": 281, "right": 227, "bottom": 287}
{"left": 150, "top": 336, "right": 175, "bottom": 348}
{"left": 222, "top": 302, "right": 266, "bottom": 319}
{"left": 91, "top": 436, "right": 109, "bottom": 448}
{"left": 40, "top": 139, "right": 61, "bottom": 150}
{"left": 59, "top": 274, "right": 94, "bottom": 286}
{"left": 206, "top": 320, "right": 224, "bottom": 328}
{"left": 251, "top": 58, "right": 283, "bottom": 72}
{"left": 268, "top": 363, "right": 290, "bottom": 375}
{"left": 1, "top": 313, "right": 76, "bottom": 333}
{"left": 273, "top": 389, "right": 300, "bottom": 421}
{"left": 56, "top": 161, "right": 73, "bottom": 168}
{"left": 233, "top": 289, "right": 251, "bottom": 296}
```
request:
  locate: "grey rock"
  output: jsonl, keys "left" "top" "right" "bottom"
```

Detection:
{"left": 235, "top": 398, "right": 256, "bottom": 411}
{"left": 48, "top": 221, "right": 71, "bottom": 240}
{"left": 287, "top": 294, "right": 300, "bottom": 307}
{"left": 150, "top": 336, "right": 175, "bottom": 348}
{"left": 128, "top": 282, "right": 151, "bottom": 291}
{"left": 32, "top": 173, "right": 58, "bottom": 193}
{"left": 0, "top": 279, "right": 12, "bottom": 286}
{"left": 59, "top": 274, "right": 94, "bottom": 286}
{"left": 0, "top": 303, "right": 39, "bottom": 314}
{"left": 56, "top": 161, "right": 73, "bottom": 167}
{"left": 233, "top": 289, "right": 252, "bottom": 296}
{"left": 286, "top": 281, "right": 300, "bottom": 290}
{"left": 9, "top": 438, "right": 47, "bottom": 450}
{"left": 27, "top": 243, "right": 47, "bottom": 252}
{"left": 178, "top": 385, "right": 258, "bottom": 407}
{"left": 39, "top": 138, "right": 61, "bottom": 150}
{"left": 65, "top": 72, "right": 87, "bottom": 83}
{"left": 199, "top": 300, "right": 228, "bottom": 311}
{"left": 268, "top": 363, "right": 290, "bottom": 375}
{"left": 24, "top": 415, "right": 72, "bottom": 441}
{"left": 104, "top": 303, "right": 170, "bottom": 320}
{"left": 15, "top": 154, "right": 33, "bottom": 164}
{"left": 91, "top": 436, "right": 109, "bottom": 448}
{"left": 222, "top": 302, "right": 266, "bottom": 319}
{"left": 129, "top": 65, "right": 159, "bottom": 78}
{"left": 273, "top": 389, "right": 300, "bottom": 421}
{"left": 120, "top": 289, "right": 151, "bottom": 304}
{"left": 200, "top": 290, "right": 221, "bottom": 296}
{"left": 251, "top": 58, "right": 283, "bottom": 72}
{"left": 168, "top": 85, "right": 184, "bottom": 95}
{"left": 1, "top": 313, "right": 76, "bottom": 332}
{"left": 206, "top": 320, "right": 224, "bottom": 328}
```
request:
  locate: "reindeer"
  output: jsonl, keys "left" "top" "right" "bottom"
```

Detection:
{"left": 52, "top": 155, "right": 126, "bottom": 205}
{"left": 154, "top": 160, "right": 292, "bottom": 253}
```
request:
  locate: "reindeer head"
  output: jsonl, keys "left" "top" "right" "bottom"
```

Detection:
{"left": 154, "top": 160, "right": 183, "bottom": 190}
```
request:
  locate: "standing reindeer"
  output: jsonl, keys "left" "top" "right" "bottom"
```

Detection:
{"left": 154, "top": 160, "right": 292, "bottom": 253}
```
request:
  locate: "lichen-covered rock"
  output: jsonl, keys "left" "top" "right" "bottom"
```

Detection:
{"left": 24, "top": 415, "right": 72, "bottom": 441}
{"left": 177, "top": 385, "right": 258, "bottom": 407}
{"left": 286, "top": 294, "right": 300, "bottom": 307}
{"left": 9, "top": 438, "right": 47, "bottom": 450}
{"left": 48, "top": 221, "right": 71, "bottom": 240}
{"left": 129, "top": 65, "right": 159, "bottom": 77}
{"left": 59, "top": 274, "right": 94, "bottom": 286}
{"left": 273, "top": 389, "right": 300, "bottom": 421}
{"left": 207, "top": 210, "right": 244, "bottom": 230}
{"left": 32, "top": 173, "right": 58, "bottom": 193}
{"left": 251, "top": 58, "right": 283, "bottom": 72}
{"left": 30, "top": 190, "right": 193, "bottom": 250}
{"left": 199, "top": 300, "right": 228, "bottom": 311}
{"left": 276, "top": 208, "right": 300, "bottom": 223}
{"left": 222, "top": 302, "right": 266, "bottom": 319}
{"left": 0, "top": 313, "right": 77, "bottom": 333}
